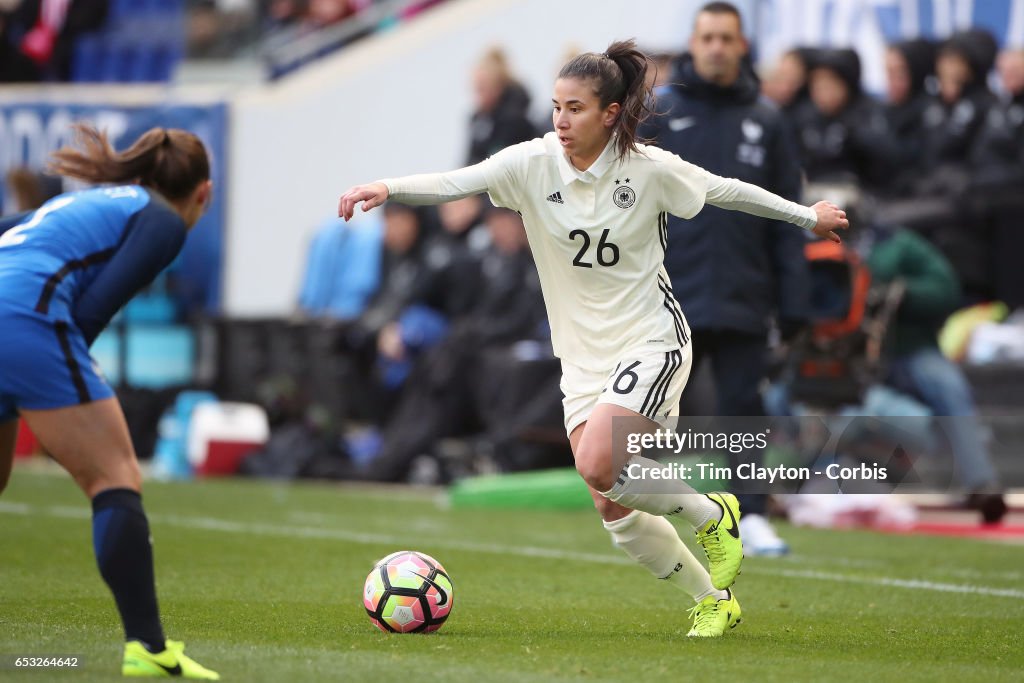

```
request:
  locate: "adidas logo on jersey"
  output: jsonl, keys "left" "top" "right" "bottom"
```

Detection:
{"left": 546, "top": 191, "right": 564, "bottom": 204}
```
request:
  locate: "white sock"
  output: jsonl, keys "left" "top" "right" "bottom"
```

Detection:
{"left": 603, "top": 510, "right": 726, "bottom": 602}
{"left": 600, "top": 454, "right": 722, "bottom": 529}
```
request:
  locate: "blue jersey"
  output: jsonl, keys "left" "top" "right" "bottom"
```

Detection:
{"left": 0, "top": 186, "right": 187, "bottom": 418}
{"left": 0, "top": 185, "right": 187, "bottom": 344}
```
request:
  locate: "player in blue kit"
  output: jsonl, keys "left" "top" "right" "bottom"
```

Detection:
{"left": 0, "top": 124, "right": 220, "bottom": 679}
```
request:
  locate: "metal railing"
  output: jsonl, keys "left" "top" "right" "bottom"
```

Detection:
{"left": 262, "top": 0, "right": 440, "bottom": 80}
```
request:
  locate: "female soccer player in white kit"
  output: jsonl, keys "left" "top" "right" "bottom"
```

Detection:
{"left": 339, "top": 39, "right": 847, "bottom": 637}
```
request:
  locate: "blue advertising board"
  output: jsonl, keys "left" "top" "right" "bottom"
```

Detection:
{"left": 0, "top": 101, "right": 227, "bottom": 313}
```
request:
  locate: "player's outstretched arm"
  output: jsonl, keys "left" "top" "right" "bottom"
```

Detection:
{"left": 809, "top": 200, "right": 849, "bottom": 243}
{"left": 338, "top": 149, "right": 519, "bottom": 220}
{"left": 339, "top": 182, "right": 389, "bottom": 221}
{"left": 701, "top": 174, "right": 850, "bottom": 241}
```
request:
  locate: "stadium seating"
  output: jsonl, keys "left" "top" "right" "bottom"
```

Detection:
{"left": 72, "top": 0, "right": 185, "bottom": 82}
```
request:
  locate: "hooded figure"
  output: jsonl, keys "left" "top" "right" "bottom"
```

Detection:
{"left": 884, "top": 39, "right": 937, "bottom": 193}
{"left": 793, "top": 48, "right": 896, "bottom": 189}
{"left": 920, "top": 29, "right": 998, "bottom": 170}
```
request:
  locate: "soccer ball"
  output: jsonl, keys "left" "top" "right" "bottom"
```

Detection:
{"left": 363, "top": 550, "right": 454, "bottom": 633}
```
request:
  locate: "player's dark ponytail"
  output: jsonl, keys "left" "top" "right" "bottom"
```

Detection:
{"left": 49, "top": 124, "right": 210, "bottom": 201}
{"left": 558, "top": 38, "right": 653, "bottom": 163}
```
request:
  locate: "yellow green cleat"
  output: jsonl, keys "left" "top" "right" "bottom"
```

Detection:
{"left": 687, "top": 590, "right": 742, "bottom": 637}
{"left": 695, "top": 492, "right": 744, "bottom": 590}
{"left": 122, "top": 640, "right": 220, "bottom": 679}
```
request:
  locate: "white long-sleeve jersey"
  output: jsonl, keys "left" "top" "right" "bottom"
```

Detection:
{"left": 383, "top": 132, "right": 817, "bottom": 371}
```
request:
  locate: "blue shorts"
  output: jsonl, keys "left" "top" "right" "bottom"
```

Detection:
{"left": 0, "top": 305, "right": 114, "bottom": 422}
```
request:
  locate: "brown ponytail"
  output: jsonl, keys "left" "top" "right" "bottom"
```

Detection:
{"left": 557, "top": 38, "right": 653, "bottom": 163}
{"left": 49, "top": 124, "right": 210, "bottom": 201}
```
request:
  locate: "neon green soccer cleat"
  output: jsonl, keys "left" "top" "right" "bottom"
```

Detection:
{"left": 122, "top": 640, "right": 220, "bottom": 679}
{"left": 695, "top": 492, "right": 743, "bottom": 590}
{"left": 687, "top": 590, "right": 742, "bottom": 637}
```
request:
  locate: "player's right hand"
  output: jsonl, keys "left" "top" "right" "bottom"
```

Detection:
{"left": 338, "top": 182, "right": 389, "bottom": 221}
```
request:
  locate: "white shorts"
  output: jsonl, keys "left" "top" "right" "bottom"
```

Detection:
{"left": 561, "top": 346, "right": 693, "bottom": 437}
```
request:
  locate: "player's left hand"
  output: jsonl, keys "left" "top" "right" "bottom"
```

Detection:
{"left": 810, "top": 201, "right": 849, "bottom": 243}
{"left": 338, "top": 182, "right": 389, "bottom": 221}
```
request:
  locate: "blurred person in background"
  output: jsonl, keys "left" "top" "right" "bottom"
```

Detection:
{"left": 917, "top": 29, "right": 995, "bottom": 183}
{"left": 855, "top": 217, "right": 1007, "bottom": 523}
{"left": 761, "top": 46, "right": 817, "bottom": 118}
{"left": 641, "top": 1, "right": 810, "bottom": 556}
{"left": 920, "top": 29, "right": 998, "bottom": 173}
{"left": 965, "top": 47, "right": 1024, "bottom": 310}
{"left": 354, "top": 205, "right": 547, "bottom": 483}
{"left": 908, "top": 29, "right": 999, "bottom": 302}
{"left": 187, "top": 0, "right": 262, "bottom": 59}
{"left": 0, "top": 125, "right": 219, "bottom": 678}
{"left": 437, "top": 195, "right": 489, "bottom": 255}
{"left": 4, "top": 167, "right": 63, "bottom": 215}
{"left": 466, "top": 46, "right": 539, "bottom": 164}
{"left": 263, "top": 0, "right": 306, "bottom": 29}
{"left": 761, "top": 45, "right": 818, "bottom": 144}
{"left": 306, "top": 0, "right": 356, "bottom": 28}
{"left": 261, "top": 0, "right": 366, "bottom": 55}
{"left": 346, "top": 202, "right": 478, "bottom": 425}
{"left": 1, "top": 0, "right": 38, "bottom": 81}
{"left": 0, "top": 0, "right": 108, "bottom": 81}
{"left": 297, "top": 213, "right": 382, "bottom": 320}
{"left": 883, "top": 38, "right": 937, "bottom": 195}
{"left": 794, "top": 47, "right": 896, "bottom": 190}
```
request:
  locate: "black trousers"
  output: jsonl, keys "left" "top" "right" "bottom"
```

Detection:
{"left": 679, "top": 329, "right": 769, "bottom": 516}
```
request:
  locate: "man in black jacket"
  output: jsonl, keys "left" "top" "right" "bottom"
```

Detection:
{"left": 640, "top": 1, "right": 809, "bottom": 555}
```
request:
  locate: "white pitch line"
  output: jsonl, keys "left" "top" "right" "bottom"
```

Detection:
{"left": 753, "top": 567, "right": 1024, "bottom": 599}
{"left": 2, "top": 502, "right": 1023, "bottom": 600}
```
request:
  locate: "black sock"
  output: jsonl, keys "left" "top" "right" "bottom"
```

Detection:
{"left": 91, "top": 488, "right": 166, "bottom": 652}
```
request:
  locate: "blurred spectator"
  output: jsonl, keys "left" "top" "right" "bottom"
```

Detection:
{"left": 437, "top": 195, "right": 489, "bottom": 254}
{"left": 263, "top": 0, "right": 305, "bottom": 30}
{"left": 4, "top": 167, "right": 62, "bottom": 214}
{"left": 259, "top": 0, "right": 371, "bottom": 72}
{"left": 794, "top": 48, "right": 896, "bottom": 189}
{"left": 297, "top": 215, "right": 383, "bottom": 320}
{"left": 920, "top": 30, "right": 998, "bottom": 172}
{"left": 344, "top": 201, "right": 479, "bottom": 424}
{"left": 354, "top": 206, "right": 548, "bottom": 482}
{"left": 1, "top": 0, "right": 37, "bottom": 81}
{"left": 966, "top": 48, "right": 1024, "bottom": 309}
{"left": 189, "top": 0, "right": 261, "bottom": 59}
{"left": 306, "top": 0, "right": 354, "bottom": 28}
{"left": 761, "top": 46, "right": 817, "bottom": 116}
{"left": 895, "top": 30, "right": 1000, "bottom": 301}
{"left": 466, "top": 46, "right": 538, "bottom": 164}
{"left": 970, "top": 48, "right": 1024, "bottom": 181}
{"left": 761, "top": 46, "right": 818, "bottom": 145}
{"left": 861, "top": 221, "right": 1006, "bottom": 523}
{"left": 883, "top": 38, "right": 936, "bottom": 194}
{"left": 0, "top": 0, "right": 108, "bottom": 81}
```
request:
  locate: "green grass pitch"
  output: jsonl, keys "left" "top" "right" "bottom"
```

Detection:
{"left": 2, "top": 468, "right": 1022, "bottom": 682}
